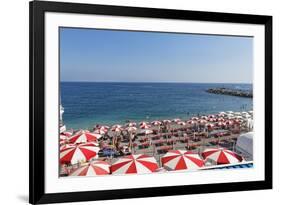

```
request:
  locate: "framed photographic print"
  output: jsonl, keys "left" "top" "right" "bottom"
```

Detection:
{"left": 29, "top": 0, "right": 272, "bottom": 204}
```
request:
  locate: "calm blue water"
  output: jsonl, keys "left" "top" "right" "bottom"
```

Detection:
{"left": 61, "top": 82, "right": 253, "bottom": 129}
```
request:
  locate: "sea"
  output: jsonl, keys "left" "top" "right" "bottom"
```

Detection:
{"left": 61, "top": 82, "right": 253, "bottom": 130}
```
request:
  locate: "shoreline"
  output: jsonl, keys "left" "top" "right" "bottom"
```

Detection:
{"left": 64, "top": 110, "right": 253, "bottom": 131}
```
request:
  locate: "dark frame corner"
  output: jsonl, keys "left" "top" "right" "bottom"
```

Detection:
{"left": 29, "top": 1, "right": 272, "bottom": 204}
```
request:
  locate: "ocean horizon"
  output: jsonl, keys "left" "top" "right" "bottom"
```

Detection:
{"left": 60, "top": 82, "right": 253, "bottom": 129}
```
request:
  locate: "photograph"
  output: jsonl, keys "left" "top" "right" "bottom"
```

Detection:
{"left": 59, "top": 27, "right": 254, "bottom": 177}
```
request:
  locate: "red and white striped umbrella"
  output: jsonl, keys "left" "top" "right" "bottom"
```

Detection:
{"left": 111, "top": 154, "right": 158, "bottom": 174}
{"left": 201, "top": 116, "right": 208, "bottom": 120}
{"left": 191, "top": 117, "right": 199, "bottom": 121}
{"left": 69, "top": 160, "right": 110, "bottom": 176}
{"left": 208, "top": 115, "right": 215, "bottom": 119}
{"left": 139, "top": 121, "right": 148, "bottom": 126}
{"left": 205, "top": 123, "right": 215, "bottom": 129}
{"left": 111, "top": 126, "right": 123, "bottom": 132}
{"left": 172, "top": 118, "right": 181, "bottom": 122}
{"left": 60, "top": 143, "right": 100, "bottom": 164}
{"left": 177, "top": 121, "right": 186, "bottom": 126}
{"left": 112, "top": 124, "right": 122, "bottom": 128}
{"left": 161, "top": 150, "right": 204, "bottom": 171}
{"left": 151, "top": 121, "right": 161, "bottom": 126}
{"left": 202, "top": 148, "right": 243, "bottom": 165}
{"left": 217, "top": 117, "right": 225, "bottom": 122}
{"left": 215, "top": 122, "right": 224, "bottom": 127}
{"left": 126, "top": 122, "right": 137, "bottom": 127}
{"left": 234, "top": 119, "right": 242, "bottom": 124}
{"left": 126, "top": 126, "right": 137, "bottom": 132}
{"left": 187, "top": 120, "right": 196, "bottom": 125}
{"left": 93, "top": 128, "right": 107, "bottom": 135}
{"left": 208, "top": 118, "right": 216, "bottom": 122}
{"left": 140, "top": 124, "right": 151, "bottom": 129}
{"left": 225, "top": 120, "right": 233, "bottom": 125}
{"left": 68, "top": 131, "right": 101, "bottom": 144}
{"left": 95, "top": 125, "right": 109, "bottom": 129}
{"left": 94, "top": 126, "right": 108, "bottom": 135}
{"left": 163, "top": 119, "right": 171, "bottom": 124}
{"left": 61, "top": 130, "right": 73, "bottom": 137}
{"left": 60, "top": 134, "right": 69, "bottom": 140}
{"left": 60, "top": 139, "right": 67, "bottom": 146}
{"left": 60, "top": 143, "right": 74, "bottom": 151}
{"left": 199, "top": 119, "right": 207, "bottom": 124}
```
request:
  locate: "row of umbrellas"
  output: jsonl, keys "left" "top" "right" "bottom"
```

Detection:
{"left": 62, "top": 148, "right": 244, "bottom": 176}
{"left": 61, "top": 110, "right": 253, "bottom": 143}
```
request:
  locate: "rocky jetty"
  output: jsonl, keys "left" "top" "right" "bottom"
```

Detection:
{"left": 206, "top": 87, "right": 253, "bottom": 98}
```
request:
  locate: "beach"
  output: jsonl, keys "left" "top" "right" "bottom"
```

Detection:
{"left": 60, "top": 110, "right": 254, "bottom": 176}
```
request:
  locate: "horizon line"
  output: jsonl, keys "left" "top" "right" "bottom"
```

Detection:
{"left": 60, "top": 81, "right": 253, "bottom": 84}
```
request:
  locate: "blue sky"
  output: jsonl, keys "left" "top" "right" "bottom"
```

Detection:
{"left": 60, "top": 27, "right": 253, "bottom": 83}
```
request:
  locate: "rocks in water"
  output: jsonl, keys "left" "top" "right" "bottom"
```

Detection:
{"left": 206, "top": 87, "right": 253, "bottom": 98}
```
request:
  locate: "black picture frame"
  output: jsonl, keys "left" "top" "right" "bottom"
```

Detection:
{"left": 29, "top": 0, "right": 272, "bottom": 204}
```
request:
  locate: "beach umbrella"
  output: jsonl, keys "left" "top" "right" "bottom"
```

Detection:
{"left": 95, "top": 125, "right": 109, "bottom": 134}
{"left": 96, "top": 125, "right": 109, "bottom": 130}
{"left": 225, "top": 120, "right": 233, "bottom": 125}
{"left": 126, "top": 126, "right": 137, "bottom": 133}
{"left": 60, "top": 134, "right": 69, "bottom": 141}
{"left": 111, "top": 154, "right": 158, "bottom": 174}
{"left": 111, "top": 126, "right": 123, "bottom": 132}
{"left": 243, "top": 113, "right": 251, "bottom": 119}
{"left": 61, "top": 130, "right": 73, "bottom": 137}
{"left": 163, "top": 119, "right": 171, "bottom": 124}
{"left": 140, "top": 124, "right": 151, "bottom": 129}
{"left": 209, "top": 118, "right": 216, "bottom": 122}
{"left": 202, "top": 148, "right": 243, "bottom": 165}
{"left": 161, "top": 150, "right": 204, "bottom": 171}
{"left": 60, "top": 143, "right": 100, "bottom": 164}
{"left": 208, "top": 115, "right": 215, "bottom": 119}
{"left": 235, "top": 116, "right": 243, "bottom": 119}
{"left": 68, "top": 131, "right": 101, "bottom": 144}
{"left": 151, "top": 121, "right": 162, "bottom": 126}
{"left": 199, "top": 119, "right": 207, "bottom": 124}
{"left": 177, "top": 121, "right": 186, "bottom": 126}
{"left": 69, "top": 160, "right": 110, "bottom": 176}
{"left": 187, "top": 120, "right": 196, "bottom": 125}
{"left": 112, "top": 124, "right": 122, "bottom": 129}
{"left": 172, "top": 118, "right": 181, "bottom": 122}
{"left": 201, "top": 116, "right": 208, "bottom": 120}
{"left": 217, "top": 117, "right": 225, "bottom": 122}
{"left": 60, "top": 143, "right": 75, "bottom": 150}
{"left": 59, "top": 139, "right": 67, "bottom": 146}
{"left": 93, "top": 128, "right": 107, "bottom": 135}
{"left": 191, "top": 117, "right": 199, "bottom": 121}
{"left": 215, "top": 122, "right": 224, "bottom": 127}
{"left": 126, "top": 122, "right": 137, "bottom": 127}
{"left": 139, "top": 121, "right": 148, "bottom": 126}
{"left": 227, "top": 113, "right": 234, "bottom": 117}
{"left": 205, "top": 123, "right": 214, "bottom": 129}
{"left": 234, "top": 119, "right": 242, "bottom": 124}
